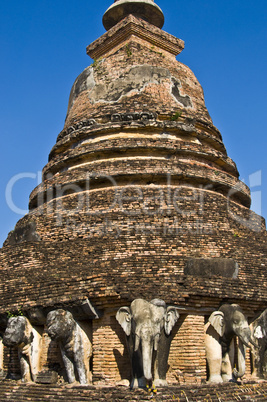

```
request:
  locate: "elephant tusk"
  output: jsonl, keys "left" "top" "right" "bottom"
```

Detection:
{"left": 242, "top": 338, "right": 258, "bottom": 349}
{"left": 134, "top": 335, "right": 140, "bottom": 352}
{"left": 232, "top": 368, "right": 242, "bottom": 379}
{"left": 249, "top": 339, "right": 259, "bottom": 349}
{"left": 154, "top": 334, "right": 160, "bottom": 351}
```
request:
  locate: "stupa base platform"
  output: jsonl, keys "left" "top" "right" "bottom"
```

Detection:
{"left": 1, "top": 380, "right": 267, "bottom": 401}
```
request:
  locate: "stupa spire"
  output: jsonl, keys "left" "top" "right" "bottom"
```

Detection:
{"left": 103, "top": 0, "right": 164, "bottom": 31}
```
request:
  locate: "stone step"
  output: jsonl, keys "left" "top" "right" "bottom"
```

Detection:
{"left": 0, "top": 381, "right": 267, "bottom": 401}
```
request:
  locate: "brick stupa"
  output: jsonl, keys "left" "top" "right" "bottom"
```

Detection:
{"left": 0, "top": 0, "right": 267, "bottom": 390}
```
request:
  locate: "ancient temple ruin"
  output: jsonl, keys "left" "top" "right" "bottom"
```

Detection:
{"left": 0, "top": 0, "right": 267, "bottom": 399}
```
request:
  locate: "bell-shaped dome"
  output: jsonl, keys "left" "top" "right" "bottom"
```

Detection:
{"left": 103, "top": 0, "right": 164, "bottom": 30}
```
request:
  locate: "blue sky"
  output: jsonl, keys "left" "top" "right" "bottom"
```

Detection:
{"left": 0, "top": 0, "right": 266, "bottom": 246}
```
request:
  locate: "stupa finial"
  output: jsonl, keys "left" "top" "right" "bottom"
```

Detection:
{"left": 102, "top": 0, "right": 164, "bottom": 31}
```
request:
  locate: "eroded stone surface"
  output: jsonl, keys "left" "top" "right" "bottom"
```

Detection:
{"left": 67, "top": 64, "right": 193, "bottom": 116}
{"left": 4, "top": 222, "right": 40, "bottom": 246}
{"left": 185, "top": 258, "right": 239, "bottom": 278}
{"left": 66, "top": 33, "right": 209, "bottom": 127}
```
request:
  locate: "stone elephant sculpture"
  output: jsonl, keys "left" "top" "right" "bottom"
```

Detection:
{"left": 205, "top": 303, "right": 256, "bottom": 383}
{"left": 46, "top": 309, "right": 92, "bottom": 385}
{"left": 116, "top": 298, "right": 179, "bottom": 388}
{"left": 3, "top": 316, "right": 42, "bottom": 382}
{"left": 250, "top": 308, "right": 267, "bottom": 379}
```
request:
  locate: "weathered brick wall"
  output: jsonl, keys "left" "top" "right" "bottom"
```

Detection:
{"left": 40, "top": 330, "right": 64, "bottom": 376}
{"left": 92, "top": 313, "right": 130, "bottom": 385}
{"left": 10, "top": 186, "right": 263, "bottom": 246}
{"left": 244, "top": 347, "right": 252, "bottom": 379}
{"left": 167, "top": 315, "right": 206, "bottom": 384}
{"left": 1, "top": 186, "right": 265, "bottom": 315}
{"left": 4, "top": 346, "right": 20, "bottom": 379}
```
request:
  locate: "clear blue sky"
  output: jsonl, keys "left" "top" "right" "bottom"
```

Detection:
{"left": 0, "top": 0, "right": 266, "bottom": 246}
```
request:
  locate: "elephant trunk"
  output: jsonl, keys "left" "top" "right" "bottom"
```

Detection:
{"left": 134, "top": 334, "right": 140, "bottom": 352}
{"left": 141, "top": 339, "right": 153, "bottom": 381}
{"left": 233, "top": 340, "right": 246, "bottom": 379}
{"left": 237, "top": 327, "right": 253, "bottom": 349}
{"left": 233, "top": 326, "right": 253, "bottom": 379}
{"left": 154, "top": 333, "right": 160, "bottom": 351}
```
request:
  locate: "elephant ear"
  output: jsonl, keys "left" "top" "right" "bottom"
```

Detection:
{"left": 209, "top": 311, "right": 225, "bottom": 337}
{"left": 164, "top": 306, "right": 180, "bottom": 336}
{"left": 116, "top": 307, "right": 132, "bottom": 336}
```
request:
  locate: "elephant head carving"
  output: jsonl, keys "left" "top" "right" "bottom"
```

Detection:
{"left": 3, "top": 316, "right": 33, "bottom": 348}
{"left": 205, "top": 304, "right": 255, "bottom": 383}
{"left": 46, "top": 309, "right": 92, "bottom": 385}
{"left": 46, "top": 310, "right": 76, "bottom": 342}
{"left": 116, "top": 298, "right": 179, "bottom": 388}
{"left": 3, "top": 316, "right": 41, "bottom": 382}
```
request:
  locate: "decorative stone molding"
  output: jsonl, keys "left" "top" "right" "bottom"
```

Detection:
{"left": 57, "top": 119, "right": 96, "bottom": 142}
{"left": 111, "top": 111, "right": 155, "bottom": 122}
{"left": 57, "top": 113, "right": 156, "bottom": 142}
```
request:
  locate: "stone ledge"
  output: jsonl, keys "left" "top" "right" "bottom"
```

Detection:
{"left": 0, "top": 381, "right": 267, "bottom": 401}
{"left": 29, "top": 162, "right": 251, "bottom": 210}
{"left": 53, "top": 119, "right": 223, "bottom": 155}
